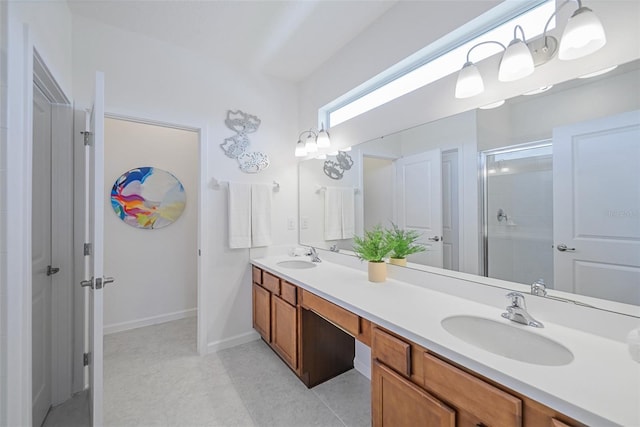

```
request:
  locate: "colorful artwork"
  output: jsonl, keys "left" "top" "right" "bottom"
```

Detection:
{"left": 111, "top": 167, "right": 186, "bottom": 229}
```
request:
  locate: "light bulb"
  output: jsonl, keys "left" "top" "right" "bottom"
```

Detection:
{"left": 316, "top": 128, "right": 331, "bottom": 148}
{"left": 294, "top": 141, "right": 307, "bottom": 157}
{"left": 498, "top": 39, "right": 534, "bottom": 82}
{"left": 559, "top": 7, "right": 606, "bottom": 61}
{"left": 455, "top": 62, "right": 484, "bottom": 98}
{"left": 305, "top": 135, "right": 318, "bottom": 153}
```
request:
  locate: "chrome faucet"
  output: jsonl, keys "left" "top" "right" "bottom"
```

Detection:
{"left": 531, "top": 279, "right": 547, "bottom": 296}
{"left": 501, "top": 292, "right": 544, "bottom": 328}
{"left": 308, "top": 247, "right": 322, "bottom": 263}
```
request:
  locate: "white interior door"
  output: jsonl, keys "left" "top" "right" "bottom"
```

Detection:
{"left": 83, "top": 71, "right": 107, "bottom": 426}
{"left": 32, "top": 84, "right": 53, "bottom": 427}
{"left": 553, "top": 110, "right": 640, "bottom": 305}
{"left": 395, "top": 149, "right": 443, "bottom": 267}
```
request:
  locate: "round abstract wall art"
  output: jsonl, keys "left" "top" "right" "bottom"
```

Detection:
{"left": 111, "top": 167, "right": 186, "bottom": 229}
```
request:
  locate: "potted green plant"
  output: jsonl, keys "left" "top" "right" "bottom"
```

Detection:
{"left": 386, "top": 223, "right": 426, "bottom": 267}
{"left": 352, "top": 225, "right": 395, "bottom": 282}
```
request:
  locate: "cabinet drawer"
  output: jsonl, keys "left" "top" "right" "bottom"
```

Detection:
{"left": 372, "top": 327, "right": 411, "bottom": 377}
{"left": 423, "top": 352, "right": 522, "bottom": 426}
{"left": 262, "top": 272, "right": 280, "bottom": 295}
{"left": 280, "top": 281, "right": 297, "bottom": 306}
{"left": 551, "top": 419, "right": 574, "bottom": 427}
{"left": 252, "top": 266, "right": 263, "bottom": 285}
{"left": 300, "top": 290, "right": 359, "bottom": 336}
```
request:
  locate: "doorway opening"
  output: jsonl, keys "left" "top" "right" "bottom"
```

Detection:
{"left": 102, "top": 116, "right": 200, "bottom": 343}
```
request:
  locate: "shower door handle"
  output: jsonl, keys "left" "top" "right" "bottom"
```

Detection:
{"left": 556, "top": 244, "right": 575, "bottom": 252}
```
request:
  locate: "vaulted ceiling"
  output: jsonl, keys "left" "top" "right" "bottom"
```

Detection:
{"left": 67, "top": 0, "right": 400, "bottom": 82}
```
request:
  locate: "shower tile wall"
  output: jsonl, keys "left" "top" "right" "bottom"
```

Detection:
{"left": 488, "top": 168, "right": 554, "bottom": 288}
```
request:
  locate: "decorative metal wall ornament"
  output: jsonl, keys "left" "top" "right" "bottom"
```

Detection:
{"left": 323, "top": 151, "right": 354, "bottom": 180}
{"left": 220, "top": 110, "right": 270, "bottom": 173}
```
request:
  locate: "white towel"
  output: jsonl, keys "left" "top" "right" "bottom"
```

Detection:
{"left": 341, "top": 187, "right": 355, "bottom": 239}
{"left": 228, "top": 182, "right": 252, "bottom": 249}
{"left": 251, "top": 183, "right": 272, "bottom": 247}
{"left": 324, "top": 187, "right": 343, "bottom": 240}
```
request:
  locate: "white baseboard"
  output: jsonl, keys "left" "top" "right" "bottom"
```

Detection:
{"left": 354, "top": 340, "right": 371, "bottom": 380}
{"left": 207, "top": 330, "right": 260, "bottom": 353}
{"left": 104, "top": 308, "right": 197, "bottom": 335}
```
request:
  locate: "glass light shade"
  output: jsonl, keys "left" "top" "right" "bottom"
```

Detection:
{"left": 455, "top": 62, "right": 484, "bottom": 98}
{"left": 294, "top": 140, "right": 307, "bottom": 157}
{"left": 498, "top": 39, "right": 534, "bottom": 82}
{"left": 558, "top": 7, "right": 606, "bottom": 61}
{"left": 305, "top": 135, "right": 318, "bottom": 153}
{"left": 316, "top": 129, "right": 331, "bottom": 148}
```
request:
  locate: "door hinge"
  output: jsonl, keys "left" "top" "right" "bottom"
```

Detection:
{"left": 81, "top": 131, "right": 93, "bottom": 146}
{"left": 84, "top": 243, "right": 92, "bottom": 256}
{"left": 83, "top": 352, "right": 91, "bottom": 366}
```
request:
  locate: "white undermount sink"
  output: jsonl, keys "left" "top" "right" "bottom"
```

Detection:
{"left": 441, "top": 315, "right": 574, "bottom": 366}
{"left": 276, "top": 260, "right": 317, "bottom": 269}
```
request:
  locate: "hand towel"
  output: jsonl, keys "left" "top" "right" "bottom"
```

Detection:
{"left": 251, "top": 183, "right": 272, "bottom": 247}
{"left": 324, "top": 186, "right": 343, "bottom": 240}
{"left": 228, "top": 182, "right": 252, "bottom": 249}
{"left": 341, "top": 187, "right": 355, "bottom": 239}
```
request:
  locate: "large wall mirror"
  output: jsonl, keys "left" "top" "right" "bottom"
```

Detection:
{"left": 299, "top": 58, "right": 640, "bottom": 316}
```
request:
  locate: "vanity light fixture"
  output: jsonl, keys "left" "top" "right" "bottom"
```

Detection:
{"left": 294, "top": 124, "right": 332, "bottom": 157}
{"left": 455, "top": 0, "right": 606, "bottom": 98}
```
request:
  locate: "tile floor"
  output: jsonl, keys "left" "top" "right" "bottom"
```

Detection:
{"left": 44, "top": 317, "right": 371, "bottom": 427}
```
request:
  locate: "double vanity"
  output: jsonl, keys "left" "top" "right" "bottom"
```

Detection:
{"left": 251, "top": 252, "right": 640, "bottom": 426}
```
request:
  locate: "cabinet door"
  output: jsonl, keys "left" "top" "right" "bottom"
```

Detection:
{"left": 372, "top": 361, "right": 455, "bottom": 427}
{"left": 253, "top": 283, "right": 271, "bottom": 342}
{"left": 272, "top": 295, "right": 298, "bottom": 369}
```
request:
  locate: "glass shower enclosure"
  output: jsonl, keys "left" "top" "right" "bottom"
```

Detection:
{"left": 480, "top": 142, "right": 554, "bottom": 288}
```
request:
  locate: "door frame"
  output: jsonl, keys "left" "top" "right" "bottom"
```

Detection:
{"left": 101, "top": 113, "right": 208, "bottom": 355}
{"left": 33, "top": 49, "right": 75, "bottom": 408}
{"left": 3, "top": 27, "right": 73, "bottom": 425}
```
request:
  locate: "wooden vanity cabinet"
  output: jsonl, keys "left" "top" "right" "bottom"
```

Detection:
{"left": 372, "top": 360, "right": 455, "bottom": 427}
{"left": 271, "top": 282, "right": 298, "bottom": 369}
{"left": 372, "top": 326, "right": 522, "bottom": 427}
{"left": 251, "top": 266, "right": 354, "bottom": 385}
{"left": 252, "top": 267, "right": 299, "bottom": 370}
{"left": 252, "top": 265, "right": 583, "bottom": 427}
{"left": 252, "top": 283, "right": 271, "bottom": 342}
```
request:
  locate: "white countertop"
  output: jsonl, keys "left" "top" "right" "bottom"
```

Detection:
{"left": 251, "top": 255, "right": 640, "bottom": 427}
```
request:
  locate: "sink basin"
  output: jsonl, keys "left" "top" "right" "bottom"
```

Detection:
{"left": 276, "top": 260, "right": 317, "bottom": 269}
{"left": 441, "top": 315, "right": 573, "bottom": 366}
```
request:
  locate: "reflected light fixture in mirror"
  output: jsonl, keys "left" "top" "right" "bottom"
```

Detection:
{"left": 455, "top": 0, "right": 606, "bottom": 98}
{"left": 295, "top": 124, "right": 332, "bottom": 157}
